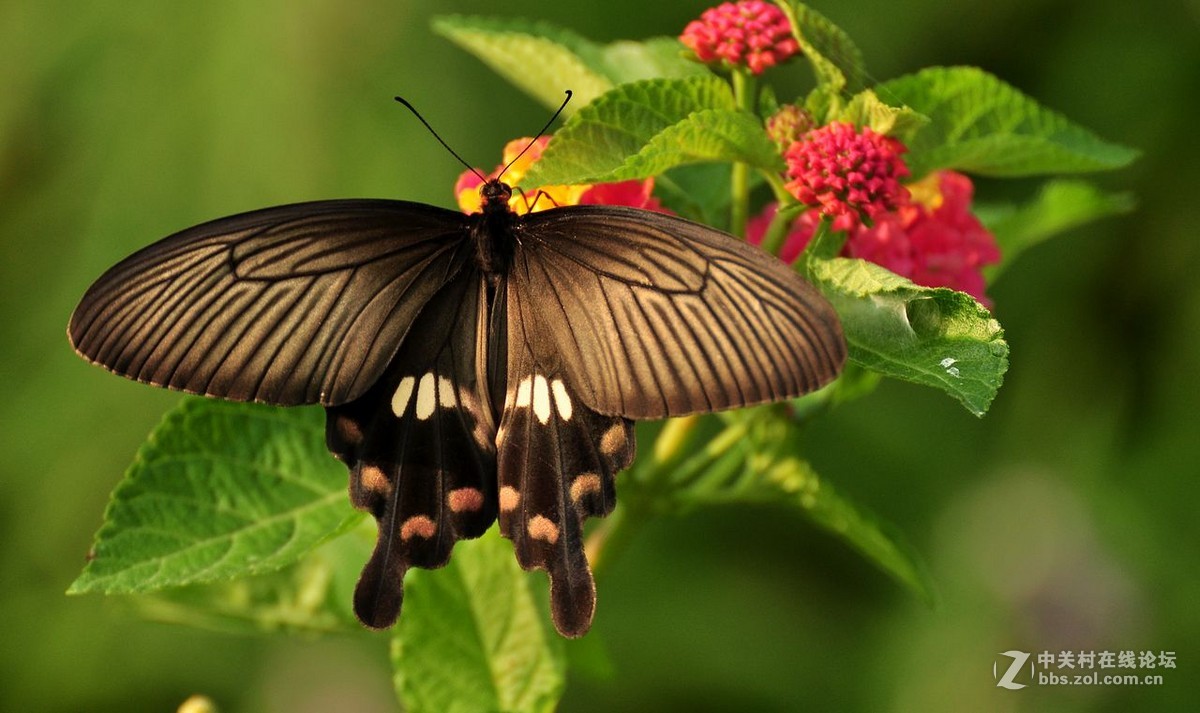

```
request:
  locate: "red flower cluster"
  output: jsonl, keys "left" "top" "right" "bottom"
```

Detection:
{"left": 850, "top": 171, "right": 1001, "bottom": 303}
{"left": 456, "top": 136, "right": 665, "bottom": 214}
{"left": 784, "top": 122, "right": 910, "bottom": 231}
{"left": 680, "top": 1, "right": 800, "bottom": 75}
{"left": 748, "top": 171, "right": 1002, "bottom": 304}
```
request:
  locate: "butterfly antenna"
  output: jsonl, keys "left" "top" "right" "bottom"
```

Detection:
{"left": 394, "top": 95, "right": 486, "bottom": 182}
{"left": 497, "top": 90, "right": 572, "bottom": 181}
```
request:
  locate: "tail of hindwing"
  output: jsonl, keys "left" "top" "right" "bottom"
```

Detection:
{"left": 496, "top": 345, "right": 635, "bottom": 637}
{"left": 324, "top": 274, "right": 497, "bottom": 629}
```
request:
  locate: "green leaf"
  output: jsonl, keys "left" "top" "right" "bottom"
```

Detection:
{"left": 655, "top": 409, "right": 935, "bottom": 604}
{"left": 876, "top": 66, "right": 1140, "bottom": 178}
{"left": 803, "top": 85, "right": 844, "bottom": 126}
{"left": 522, "top": 77, "right": 782, "bottom": 186}
{"left": 839, "top": 89, "right": 930, "bottom": 144}
{"left": 655, "top": 162, "right": 735, "bottom": 227}
{"left": 393, "top": 528, "right": 565, "bottom": 713}
{"left": 69, "top": 399, "right": 352, "bottom": 594}
{"left": 432, "top": 17, "right": 706, "bottom": 114}
{"left": 977, "top": 179, "right": 1136, "bottom": 278}
{"left": 433, "top": 15, "right": 613, "bottom": 114}
{"left": 777, "top": 1, "right": 867, "bottom": 94}
{"left": 131, "top": 519, "right": 369, "bottom": 635}
{"left": 810, "top": 257, "right": 1009, "bottom": 416}
{"left": 737, "top": 415, "right": 935, "bottom": 604}
{"left": 597, "top": 36, "right": 711, "bottom": 84}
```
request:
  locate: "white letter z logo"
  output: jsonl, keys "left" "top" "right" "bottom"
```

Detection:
{"left": 994, "top": 650, "right": 1031, "bottom": 690}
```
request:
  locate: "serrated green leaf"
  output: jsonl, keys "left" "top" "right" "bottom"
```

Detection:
{"left": 839, "top": 89, "right": 930, "bottom": 143}
{"left": 433, "top": 17, "right": 706, "bottom": 115}
{"left": 810, "top": 257, "right": 1009, "bottom": 416}
{"left": 977, "top": 179, "right": 1136, "bottom": 278}
{"left": 433, "top": 15, "right": 613, "bottom": 113}
{"left": 393, "top": 528, "right": 565, "bottom": 713}
{"left": 131, "top": 518, "right": 369, "bottom": 635}
{"left": 738, "top": 415, "right": 935, "bottom": 603}
{"left": 655, "top": 162, "right": 736, "bottom": 227}
{"left": 522, "top": 77, "right": 781, "bottom": 186}
{"left": 778, "top": 1, "right": 867, "bottom": 94}
{"left": 69, "top": 399, "right": 352, "bottom": 594}
{"left": 876, "top": 66, "right": 1140, "bottom": 178}
{"left": 598, "top": 36, "right": 710, "bottom": 83}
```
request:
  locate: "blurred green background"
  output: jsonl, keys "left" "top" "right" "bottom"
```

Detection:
{"left": 3, "top": 0, "right": 1197, "bottom": 710}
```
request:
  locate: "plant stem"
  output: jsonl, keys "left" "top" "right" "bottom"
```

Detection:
{"left": 760, "top": 201, "right": 804, "bottom": 258}
{"left": 730, "top": 70, "right": 755, "bottom": 237}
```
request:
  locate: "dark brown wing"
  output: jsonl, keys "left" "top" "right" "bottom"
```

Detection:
{"left": 494, "top": 319, "right": 634, "bottom": 638}
{"left": 325, "top": 270, "right": 498, "bottom": 630}
{"left": 68, "top": 199, "right": 471, "bottom": 406}
{"left": 510, "top": 205, "right": 846, "bottom": 419}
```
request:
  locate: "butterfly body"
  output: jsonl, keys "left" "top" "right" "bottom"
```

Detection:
{"left": 69, "top": 178, "right": 845, "bottom": 637}
{"left": 470, "top": 179, "right": 518, "bottom": 280}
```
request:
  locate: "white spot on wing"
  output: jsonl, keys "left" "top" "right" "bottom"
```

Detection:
{"left": 515, "top": 377, "right": 532, "bottom": 407}
{"left": 438, "top": 376, "right": 457, "bottom": 407}
{"left": 532, "top": 375, "right": 551, "bottom": 424}
{"left": 391, "top": 376, "right": 415, "bottom": 417}
{"left": 415, "top": 372, "right": 437, "bottom": 420}
{"left": 551, "top": 379, "right": 572, "bottom": 421}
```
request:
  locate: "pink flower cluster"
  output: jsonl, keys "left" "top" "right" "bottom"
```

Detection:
{"left": 784, "top": 121, "right": 910, "bottom": 232}
{"left": 456, "top": 136, "right": 666, "bottom": 215}
{"left": 680, "top": 1, "right": 800, "bottom": 75}
{"left": 749, "top": 171, "right": 1002, "bottom": 304}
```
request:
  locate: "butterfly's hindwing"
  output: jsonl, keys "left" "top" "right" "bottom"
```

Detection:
{"left": 512, "top": 206, "right": 847, "bottom": 418}
{"left": 496, "top": 302, "right": 635, "bottom": 638}
{"left": 69, "top": 200, "right": 471, "bottom": 406}
{"left": 325, "top": 270, "right": 497, "bottom": 630}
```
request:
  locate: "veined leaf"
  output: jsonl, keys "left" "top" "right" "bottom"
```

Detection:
{"left": 657, "top": 409, "right": 935, "bottom": 604}
{"left": 778, "top": 1, "right": 867, "bottom": 94}
{"left": 433, "top": 16, "right": 705, "bottom": 114}
{"left": 839, "top": 89, "right": 929, "bottom": 144}
{"left": 131, "top": 519, "right": 369, "bottom": 635}
{"left": 433, "top": 15, "right": 612, "bottom": 114}
{"left": 978, "top": 179, "right": 1136, "bottom": 278}
{"left": 393, "top": 528, "right": 565, "bottom": 713}
{"left": 810, "top": 257, "right": 1009, "bottom": 416}
{"left": 738, "top": 415, "right": 935, "bottom": 604}
{"left": 69, "top": 399, "right": 352, "bottom": 594}
{"left": 876, "top": 66, "right": 1140, "bottom": 177}
{"left": 597, "top": 36, "right": 710, "bottom": 84}
{"left": 522, "top": 76, "right": 781, "bottom": 186}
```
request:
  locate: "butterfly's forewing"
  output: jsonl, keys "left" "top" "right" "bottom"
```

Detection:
{"left": 68, "top": 200, "right": 471, "bottom": 406}
{"left": 509, "top": 205, "right": 846, "bottom": 418}
{"left": 325, "top": 268, "right": 498, "bottom": 629}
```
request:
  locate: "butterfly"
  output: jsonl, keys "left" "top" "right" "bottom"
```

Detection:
{"left": 67, "top": 95, "right": 846, "bottom": 637}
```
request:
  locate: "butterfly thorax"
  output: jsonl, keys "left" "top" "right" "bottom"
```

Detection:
{"left": 470, "top": 179, "right": 517, "bottom": 280}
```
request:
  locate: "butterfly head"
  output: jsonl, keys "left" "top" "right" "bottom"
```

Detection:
{"left": 480, "top": 179, "right": 514, "bottom": 215}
